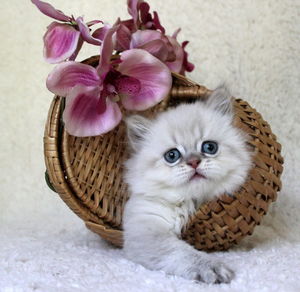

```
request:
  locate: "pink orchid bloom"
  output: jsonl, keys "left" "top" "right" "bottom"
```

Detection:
{"left": 32, "top": 0, "right": 103, "bottom": 63}
{"left": 46, "top": 26, "right": 172, "bottom": 137}
{"left": 130, "top": 29, "right": 194, "bottom": 75}
{"left": 127, "top": 0, "right": 165, "bottom": 32}
{"left": 126, "top": 1, "right": 194, "bottom": 75}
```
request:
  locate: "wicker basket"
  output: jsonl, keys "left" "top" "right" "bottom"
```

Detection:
{"left": 44, "top": 55, "right": 284, "bottom": 251}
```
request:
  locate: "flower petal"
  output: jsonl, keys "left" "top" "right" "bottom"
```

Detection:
{"left": 97, "top": 26, "right": 119, "bottom": 78}
{"left": 152, "top": 11, "right": 165, "bottom": 33}
{"left": 68, "top": 37, "right": 84, "bottom": 61}
{"left": 31, "top": 0, "right": 71, "bottom": 22}
{"left": 115, "top": 24, "right": 131, "bottom": 51}
{"left": 43, "top": 22, "right": 80, "bottom": 64}
{"left": 86, "top": 20, "right": 103, "bottom": 27}
{"left": 172, "top": 28, "right": 181, "bottom": 39}
{"left": 47, "top": 61, "right": 100, "bottom": 96}
{"left": 76, "top": 17, "right": 102, "bottom": 45}
{"left": 115, "top": 76, "right": 141, "bottom": 97}
{"left": 130, "top": 29, "right": 162, "bottom": 48}
{"left": 119, "top": 19, "right": 135, "bottom": 33}
{"left": 138, "top": 39, "right": 168, "bottom": 61}
{"left": 92, "top": 24, "right": 111, "bottom": 42}
{"left": 163, "top": 36, "right": 176, "bottom": 62}
{"left": 164, "top": 36, "right": 184, "bottom": 73}
{"left": 180, "top": 41, "right": 195, "bottom": 75}
{"left": 130, "top": 30, "right": 173, "bottom": 62}
{"left": 127, "top": 0, "right": 141, "bottom": 25}
{"left": 118, "top": 49, "right": 172, "bottom": 110}
{"left": 139, "top": 2, "right": 151, "bottom": 26}
{"left": 63, "top": 86, "right": 122, "bottom": 137}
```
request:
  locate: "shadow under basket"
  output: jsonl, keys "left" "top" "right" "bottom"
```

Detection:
{"left": 44, "top": 56, "right": 284, "bottom": 251}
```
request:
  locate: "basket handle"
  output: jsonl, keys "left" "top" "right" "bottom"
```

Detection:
{"left": 44, "top": 97, "right": 65, "bottom": 193}
{"left": 170, "top": 84, "right": 212, "bottom": 99}
{"left": 170, "top": 72, "right": 212, "bottom": 100}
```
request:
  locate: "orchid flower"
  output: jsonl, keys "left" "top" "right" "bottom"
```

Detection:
{"left": 127, "top": 0, "right": 165, "bottom": 32}
{"left": 33, "top": 0, "right": 195, "bottom": 136}
{"left": 46, "top": 26, "right": 172, "bottom": 136}
{"left": 32, "top": 0, "right": 103, "bottom": 63}
{"left": 129, "top": 29, "right": 194, "bottom": 75}
{"left": 126, "top": 1, "right": 194, "bottom": 75}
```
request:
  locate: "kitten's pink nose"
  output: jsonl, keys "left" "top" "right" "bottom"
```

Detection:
{"left": 187, "top": 158, "right": 200, "bottom": 169}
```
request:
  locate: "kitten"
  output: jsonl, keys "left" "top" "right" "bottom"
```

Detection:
{"left": 123, "top": 86, "right": 252, "bottom": 284}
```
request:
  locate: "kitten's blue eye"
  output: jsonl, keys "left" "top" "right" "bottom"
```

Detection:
{"left": 201, "top": 141, "right": 218, "bottom": 155}
{"left": 164, "top": 148, "right": 181, "bottom": 164}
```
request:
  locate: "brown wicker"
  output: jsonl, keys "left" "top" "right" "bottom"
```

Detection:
{"left": 44, "top": 55, "right": 284, "bottom": 251}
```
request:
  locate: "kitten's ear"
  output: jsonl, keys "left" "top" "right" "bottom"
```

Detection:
{"left": 125, "top": 115, "right": 151, "bottom": 151}
{"left": 206, "top": 84, "right": 233, "bottom": 117}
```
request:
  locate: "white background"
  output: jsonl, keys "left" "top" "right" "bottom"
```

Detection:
{"left": 1, "top": 1, "right": 299, "bottom": 291}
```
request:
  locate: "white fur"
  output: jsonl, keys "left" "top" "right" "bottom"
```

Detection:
{"left": 123, "top": 87, "right": 252, "bottom": 283}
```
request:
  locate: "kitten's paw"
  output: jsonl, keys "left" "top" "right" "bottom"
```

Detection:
{"left": 196, "top": 261, "right": 234, "bottom": 284}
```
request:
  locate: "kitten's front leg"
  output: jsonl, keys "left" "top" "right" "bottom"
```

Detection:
{"left": 123, "top": 210, "right": 234, "bottom": 283}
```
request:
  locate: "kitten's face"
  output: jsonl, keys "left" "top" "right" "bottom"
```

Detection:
{"left": 158, "top": 140, "right": 227, "bottom": 187}
{"left": 125, "top": 87, "right": 252, "bottom": 200}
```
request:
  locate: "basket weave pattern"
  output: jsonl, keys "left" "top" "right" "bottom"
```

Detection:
{"left": 44, "top": 56, "right": 283, "bottom": 251}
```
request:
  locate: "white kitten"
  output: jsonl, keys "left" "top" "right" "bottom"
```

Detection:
{"left": 123, "top": 86, "right": 252, "bottom": 284}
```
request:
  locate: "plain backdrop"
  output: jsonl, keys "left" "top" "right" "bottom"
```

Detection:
{"left": 0, "top": 1, "right": 300, "bottom": 291}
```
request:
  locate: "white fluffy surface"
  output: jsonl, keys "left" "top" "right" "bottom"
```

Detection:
{"left": 1, "top": 0, "right": 299, "bottom": 291}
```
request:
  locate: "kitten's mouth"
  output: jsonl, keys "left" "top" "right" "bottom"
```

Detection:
{"left": 190, "top": 172, "right": 206, "bottom": 181}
